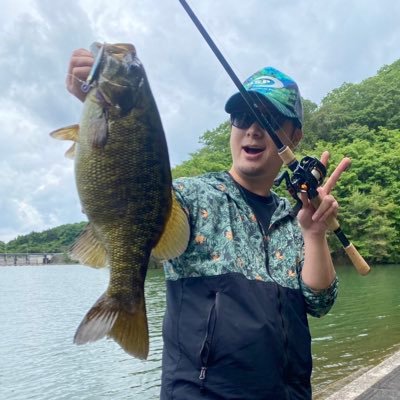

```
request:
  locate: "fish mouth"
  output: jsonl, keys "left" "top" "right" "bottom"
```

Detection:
{"left": 242, "top": 146, "right": 265, "bottom": 155}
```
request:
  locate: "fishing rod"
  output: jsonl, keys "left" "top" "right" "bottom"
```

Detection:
{"left": 178, "top": 0, "right": 370, "bottom": 275}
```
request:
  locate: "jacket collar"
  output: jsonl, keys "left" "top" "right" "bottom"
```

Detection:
{"left": 204, "top": 171, "right": 295, "bottom": 225}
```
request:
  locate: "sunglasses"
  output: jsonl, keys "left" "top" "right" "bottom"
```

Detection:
{"left": 230, "top": 110, "right": 284, "bottom": 131}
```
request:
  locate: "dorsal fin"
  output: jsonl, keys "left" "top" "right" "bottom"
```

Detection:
{"left": 50, "top": 124, "right": 79, "bottom": 141}
{"left": 50, "top": 124, "right": 80, "bottom": 158}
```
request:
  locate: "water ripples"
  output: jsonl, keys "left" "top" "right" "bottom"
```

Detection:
{"left": 310, "top": 264, "right": 400, "bottom": 397}
{"left": 1, "top": 264, "right": 399, "bottom": 399}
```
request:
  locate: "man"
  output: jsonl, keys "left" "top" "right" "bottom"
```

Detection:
{"left": 67, "top": 49, "right": 348, "bottom": 399}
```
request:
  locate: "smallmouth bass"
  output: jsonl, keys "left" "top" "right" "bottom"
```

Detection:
{"left": 51, "top": 42, "right": 189, "bottom": 359}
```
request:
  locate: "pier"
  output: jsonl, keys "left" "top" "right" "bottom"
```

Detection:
{"left": 0, "top": 253, "right": 63, "bottom": 266}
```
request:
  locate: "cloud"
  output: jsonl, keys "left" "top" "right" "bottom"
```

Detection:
{"left": 0, "top": 0, "right": 94, "bottom": 241}
{"left": 1, "top": 0, "right": 399, "bottom": 241}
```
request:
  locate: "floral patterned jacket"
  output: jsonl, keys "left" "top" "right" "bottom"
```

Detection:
{"left": 161, "top": 171, "right": 338, "bottom": 400}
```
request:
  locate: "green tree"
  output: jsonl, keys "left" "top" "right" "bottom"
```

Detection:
{"left": 313, "top": 127, "right": 400, "bottom": 263}
{"left": 5, "top": 222, "right": 87, "bottom": 253}
{"left": 172, "top": 121, "right": 231, "bottom": 178}
{"left": 306, "top": 59, "right": 400, "bottom": 144}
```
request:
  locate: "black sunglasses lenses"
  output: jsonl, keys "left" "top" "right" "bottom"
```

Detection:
{"left": 230, "top": 112, "right": 254, "bottom": 129}
{"left": 230, "top": 111, "right": 282, "bottom": 131}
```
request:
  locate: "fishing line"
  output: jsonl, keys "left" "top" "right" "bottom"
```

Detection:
{"left": 67, "top": 73, "right": 86, "bottom": 85}
{"left": 67, "top": 73, "right": 131, "bottom": 89}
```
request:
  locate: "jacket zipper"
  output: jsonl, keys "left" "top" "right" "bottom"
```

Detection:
{"left": 198, "top": 291, "right": 219, "bottom": 392}
{"left": 277, "top": 285, "right": 291, "bottom": 399}
{"left": 262, "top": 222, "right": 291, "bottom": 398}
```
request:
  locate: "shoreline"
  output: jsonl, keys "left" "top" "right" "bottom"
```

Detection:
{"left": 314, "top": 347, "right": 400, "bottom": 399}
{"left": 0, "top": 261, "right": 163, "bottom": 269}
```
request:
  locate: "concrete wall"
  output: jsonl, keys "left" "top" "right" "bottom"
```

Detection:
{"left": 0, "top": 253, "right": 61, "bottom": 266}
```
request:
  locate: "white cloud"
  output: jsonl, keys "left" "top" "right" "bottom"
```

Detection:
{"left": 15, "top": 200, "right": 46, "bottom": 230}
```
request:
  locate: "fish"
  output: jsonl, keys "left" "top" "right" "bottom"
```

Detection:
{"left": 50, "top": 42, "right": 189, "bottom": 359}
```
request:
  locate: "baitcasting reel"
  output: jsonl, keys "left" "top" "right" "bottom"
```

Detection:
{"left": 274, "top": 156, "right": 327, "bottom": 215}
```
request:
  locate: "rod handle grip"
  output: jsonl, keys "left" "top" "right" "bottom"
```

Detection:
{"left": 343, "top": 243, "right": 370, "bottom": 275}
{"left": 310, "top": 197, "right": 371, "bottom": 275}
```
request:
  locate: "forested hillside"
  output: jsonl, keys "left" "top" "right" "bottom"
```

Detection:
{"left": 2, "top": 60, "right": 399, "bottom": 264}
{"left": 172, "top": 60, "right": 400, "bottom": 264}
{"left": 0, "top": 222, "right": 86, "bottom": 254}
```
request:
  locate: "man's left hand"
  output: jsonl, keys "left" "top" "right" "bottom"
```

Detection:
{"left": 297, "top": 151, "right": 351, "bottom": 236}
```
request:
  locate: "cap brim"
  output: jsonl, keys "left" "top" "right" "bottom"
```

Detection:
{"left": 225, "top": 91, "right": 300, "bottom": 125}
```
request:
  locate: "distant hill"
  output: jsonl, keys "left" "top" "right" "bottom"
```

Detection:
{"left": 301, "top": 59, "right": 400, "bottom": 148}
{"left": 0, "top": 222, "right": 86, "bottom": 254}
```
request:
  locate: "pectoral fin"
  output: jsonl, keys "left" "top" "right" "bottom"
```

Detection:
{"left": 151, "top": 192, "right": 190, "bottom": 261}
{"left": 69, "top": 223, "right": 108, "bottom": 268}
{"left": 50, "top": 124, "right": 79, "bottom": 159}
{"left": 89, "top": 115, "right": 108, "bottom": 148}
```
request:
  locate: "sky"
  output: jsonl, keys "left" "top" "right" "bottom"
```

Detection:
{"left": 0, "top": 0, "right": 399, "bottom": 243}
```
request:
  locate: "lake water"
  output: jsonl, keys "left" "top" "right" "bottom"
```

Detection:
{"left": 0, "top": 264, "right": 399, "bottom": 399}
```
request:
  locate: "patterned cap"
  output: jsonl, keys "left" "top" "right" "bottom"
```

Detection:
{"left": 225, "top": 67, "right": 303, "bottom": 127}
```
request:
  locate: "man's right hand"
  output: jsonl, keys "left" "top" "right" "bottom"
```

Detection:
{"left": 66, "top": 49, "right": 94, "bottom": 102}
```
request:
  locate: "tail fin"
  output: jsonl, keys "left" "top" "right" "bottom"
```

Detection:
{"left": 74, "top": 292, "right": 149, "bottom": 359}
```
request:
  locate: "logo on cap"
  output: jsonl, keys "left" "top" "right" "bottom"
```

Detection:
{"left": 246, "top": 75, "right": 284, "bottom": 91}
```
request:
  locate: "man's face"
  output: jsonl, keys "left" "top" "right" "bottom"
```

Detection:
{"left": 229, "top": 110, "right": 302, "bottom": 188}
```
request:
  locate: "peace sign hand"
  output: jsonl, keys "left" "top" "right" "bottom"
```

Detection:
{"left": 297, "top": 151, "right": 351, "bottom": 236}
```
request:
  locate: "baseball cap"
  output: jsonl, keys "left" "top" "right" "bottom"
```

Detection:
{"left": 224, "top": 67, "right": 303, "bottom": 127}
